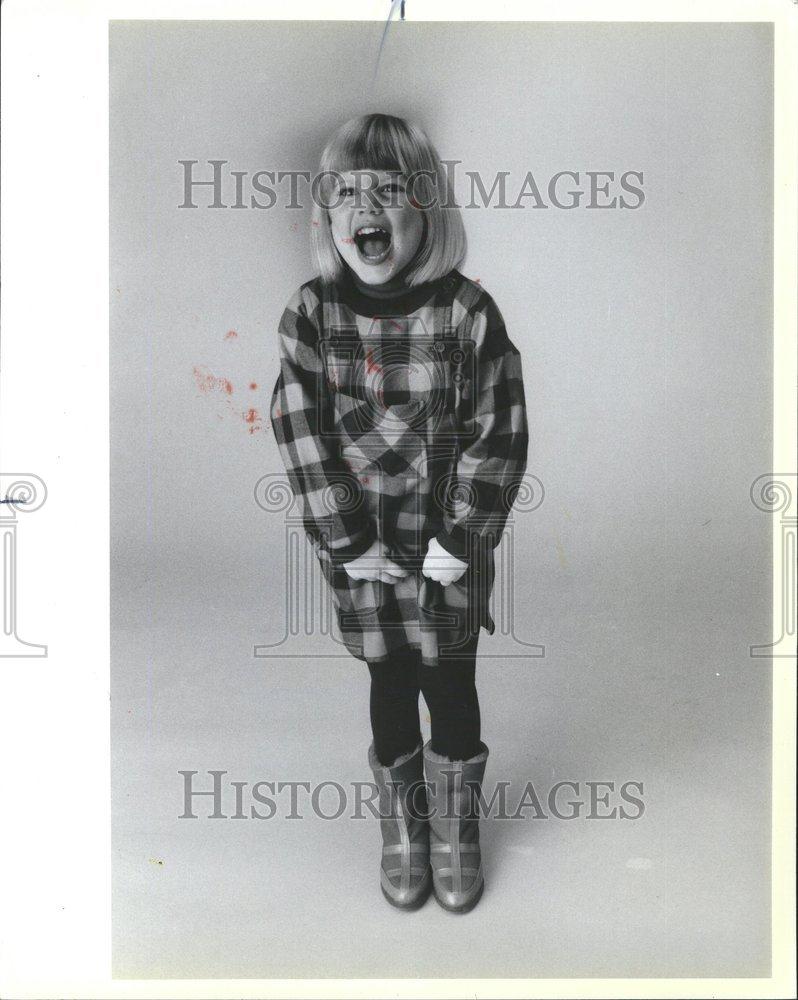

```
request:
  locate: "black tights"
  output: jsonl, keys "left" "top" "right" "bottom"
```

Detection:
{"left": 367, "top": 640, "right": 481, "bottom": 766}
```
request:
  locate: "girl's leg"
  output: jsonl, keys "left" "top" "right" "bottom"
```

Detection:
{"left": 419, "top": 637, "right": 482, "bottom": 762}
{"left": 367, "top": 646, "right": 423, "bottom": 766}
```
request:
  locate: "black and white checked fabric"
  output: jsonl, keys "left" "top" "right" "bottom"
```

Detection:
{"left": 270, "top": 269, "right": 529, "bottom": 665}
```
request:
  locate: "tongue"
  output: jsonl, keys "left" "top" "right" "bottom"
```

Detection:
{"left": 362, "top": 235, "right": 388, "bottom": 258}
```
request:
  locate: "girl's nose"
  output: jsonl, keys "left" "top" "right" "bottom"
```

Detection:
{"left": 359, "top": 192, "right": 384, "bottom": 215}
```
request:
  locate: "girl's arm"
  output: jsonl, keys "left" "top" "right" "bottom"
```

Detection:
{"left": 433, "top": 294, "right": 529, "bottom": 561}
{"left": 270, "top": 287, "right": 375, "bottom": 564}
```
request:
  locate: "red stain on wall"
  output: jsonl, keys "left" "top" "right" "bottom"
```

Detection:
{"left": 193, "top": 365, "right": 233, "bottom": 395}
{"left": 244, "top": 408, "right": 262, "bottom": 434}
{"left": 193, "top": 365, "right": 268, "bottom": 437}
{"left": 224, "top": 330, "right": 238, "bottom": 341}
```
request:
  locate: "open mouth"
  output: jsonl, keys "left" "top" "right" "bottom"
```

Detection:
{"left": 353, "top": 225, "right": 392, "bottom": 264}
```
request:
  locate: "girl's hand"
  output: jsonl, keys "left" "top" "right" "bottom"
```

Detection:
{"left": 343, "top": 539, "right": 409, "bottom": 584}
{"left": 422, "top": 537, "right": 468, "bottom": 586}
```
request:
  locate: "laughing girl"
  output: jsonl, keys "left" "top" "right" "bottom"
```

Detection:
{"left": 271, "top": 114, "right": 528, "bottom": 913}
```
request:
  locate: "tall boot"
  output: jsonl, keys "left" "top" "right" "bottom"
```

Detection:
{"left": 424, "top": 741, "right": 489, "bottom": 914}
{"left": 368, "top": 742, "right": 432, "bottom": 910}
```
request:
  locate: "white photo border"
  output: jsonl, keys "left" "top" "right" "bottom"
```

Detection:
{"left": 0, "top": 1, "right": 794, "bottom": 998}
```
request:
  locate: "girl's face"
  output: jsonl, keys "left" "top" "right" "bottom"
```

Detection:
{"left": 327, "top": 170, "right": 424, "bottom": 285}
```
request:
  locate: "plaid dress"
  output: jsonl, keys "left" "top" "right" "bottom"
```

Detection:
{"left": 270, "top": 268, "right": 529, "bottom": 665}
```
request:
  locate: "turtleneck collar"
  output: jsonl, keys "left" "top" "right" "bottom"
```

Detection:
{"left": 338, "top": 263, "right": 442, "bottom": 316}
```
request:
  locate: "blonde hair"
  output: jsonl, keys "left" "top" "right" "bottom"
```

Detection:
{"left": 310, "top": 113, "right": 466, "bottom": 286}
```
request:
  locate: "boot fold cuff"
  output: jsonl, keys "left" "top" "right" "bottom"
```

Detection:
{"left": 369, "top": 741, "right": 424, "bottom": 771}
{"left": 422, "top": 740, "right": 489, "bottom": 766}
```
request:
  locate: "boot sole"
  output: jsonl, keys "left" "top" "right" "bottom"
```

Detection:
{"left": 433, "top": 877, "right": 484, "bottom": 914}
{"left": 380, "top": 877, "right": 432, "bottom": 911}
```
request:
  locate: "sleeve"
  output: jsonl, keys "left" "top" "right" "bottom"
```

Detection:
{"left": 270, "top": 288, "right": 375, "bottom": 563}
{"left": 434, "top": 295, "right": 529, "bottom": 561}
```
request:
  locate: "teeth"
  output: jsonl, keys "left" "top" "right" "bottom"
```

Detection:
{"left": 355, "top": 226, "right": 389, "bottom": 237}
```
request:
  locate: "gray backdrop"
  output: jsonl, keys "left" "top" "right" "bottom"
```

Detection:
{"left": 110, "top": 21, "right": 773, "bottom": 979}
